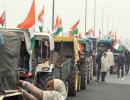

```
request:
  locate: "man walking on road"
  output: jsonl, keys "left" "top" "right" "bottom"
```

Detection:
{"left": 107, "top": 49, "right": 115, "bottom": 75}
{"left": 101, "top": 52, "right": 108, "bottom": 82}
{"left": 124, "top": 50, "right": 130, "bottom": 75}
{"left": 95, "top": 51, "right": 102, "bottom": 83}
{"left": 117, "top": 52, "right": 125, "bottom": 80}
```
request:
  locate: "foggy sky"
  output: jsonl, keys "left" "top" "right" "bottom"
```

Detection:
{"left": 0, "top": 0, "right": 130, "bottom": 42}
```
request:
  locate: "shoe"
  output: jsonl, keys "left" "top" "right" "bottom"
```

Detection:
{"left": 121, "top": 78, "right": 124, "bottom": 80}
{"left": 95, "top": 80, "right": 100, "bottom": 84}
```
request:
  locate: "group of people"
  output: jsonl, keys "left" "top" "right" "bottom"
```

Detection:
{"left": 95, "top": 49, "right": 114, "bottom": 83}
{"left": 95, "top": 48, "right": 130, "bottom": 83}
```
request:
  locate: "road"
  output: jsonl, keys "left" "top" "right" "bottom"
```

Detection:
{"left": 68, "top": 74, "right": 130, "bottom": 100}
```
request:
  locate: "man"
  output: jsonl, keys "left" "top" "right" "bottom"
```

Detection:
{"left": 95, "top": 51, "right": 102, "bottom": 83}
{"left": 124, "top": 50, "right": 130, "bottom": 75}
{"left": 107, "top": 49, "right": 115, "bottom": 75}
{"left": 18, "top": 79, "right": 67, "bottom": 100}
{"left": 117, "top": 52, "right": 125, "bottom": 80}
{"left": 101, "top": 52, "right": 108, "bottom": 82}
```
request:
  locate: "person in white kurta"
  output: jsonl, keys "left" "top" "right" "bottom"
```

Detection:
{"left": 107, "top": 49, "right": 115, "bottom": 75}
{"left": 18, "top": 79, "right": 67, "bottom": 100}
{"left": 43, "top": 79, "right": 67, "bottom": 100}
{"left": 101, "top": 52, "right": 109, "bottom": 82}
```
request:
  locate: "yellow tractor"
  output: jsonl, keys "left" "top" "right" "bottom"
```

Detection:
{"left": 53, "top": 36, "right": 80, "bottom": 96}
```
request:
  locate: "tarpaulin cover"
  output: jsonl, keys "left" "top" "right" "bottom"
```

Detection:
{"left": 0, "top": 30, "right": 21, "bottom": 91}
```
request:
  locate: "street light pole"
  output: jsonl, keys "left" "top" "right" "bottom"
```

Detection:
{"left": 102, "top": 8, "right": 104, "bottom": 37}
{"left": 106, "top": 12, "right": 114, "bottom": 34}
{"left": 107, "top": 15, "right": 109, "bottom": 34}
{"left": 94, "top": 0, "right": 96, "bottom": 36}
{"left": 52, "top": 0, "right": 55, "bottom": 30}
{"left": 85, "top": 0, "right": 88, "bottom": 34}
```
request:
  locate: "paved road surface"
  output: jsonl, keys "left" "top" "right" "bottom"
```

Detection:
{"left": 68, "top": 74, "right": 130, "bottom": 100}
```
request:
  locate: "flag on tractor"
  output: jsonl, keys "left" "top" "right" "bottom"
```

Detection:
{"left": 38, "top": 6, "right": 44, "bottom": 32}
{"left": 17, "top": 0, "right": 35, "bottom": 49}
{"left": 52, "top": 15, "right": 63, "bottom": 36}
{"left": 86, "top": 29, "right": 95, "bottom": 37}
{"left": 113, "top": 32, "right": 119, "bottom": 49}
{"left": 69, "top": 19, "right": 80, "bottom": 36}
{"left": 17, "top": 0, "right": 35, "bottom": 73}
{"left": 77, "top": 31, "right": 82, "bottom": 38}
{"left": 113, "top": 32, "right": 117, "bottom": 48}
{"left": 78, "top": 43, "right": 83, "bottom": 53}
{"left": 0, "top": 10, "right": 5, "bottom": 27}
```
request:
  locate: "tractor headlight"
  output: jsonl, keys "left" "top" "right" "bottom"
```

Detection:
{"left": 42, "top": 67, "right": 50, "bottom": 71}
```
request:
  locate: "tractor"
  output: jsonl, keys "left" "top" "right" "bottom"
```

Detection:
{"left": 53, "top": 36, "right": 80, "bottom": 96}
{"left": 32, "top": 33, "right": 54, "bottom": 90}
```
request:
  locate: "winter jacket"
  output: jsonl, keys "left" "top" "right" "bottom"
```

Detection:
{"left": 101, "top": 56, "right": 109, "bottom": 72}
{"left": 107, "top": 50, "right": 114, "bottom": 68}
{"left": 96, "top": 54, "right": 102, "bottom": 68}
{"left": 117, "top": 54, "right": 125, "bottom": 66}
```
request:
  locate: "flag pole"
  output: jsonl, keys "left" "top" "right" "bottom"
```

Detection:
{"left": 94, "top": 0, "right": 96, "bottom": 37}
{"left": 85, "top": 0, "right": 88, "bottom": 35}
{"left": 4, "top": 5, "right": 6, "bottom": 28}
{"left": 52, "top": 0, "right": 55, "bottom": 30}
{"left": 4, "top": 9, "right": 6, "bottom": 28}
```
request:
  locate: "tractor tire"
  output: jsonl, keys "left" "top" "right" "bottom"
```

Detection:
{"left": 87, "top": 62, "right": 90, "bottom": 84}
{"left": 36, "top": 72, "right": 53, "bottom": 90}
{"left": 87, "top": 76, "right": 90, "bottom": 84}
{"left": 68, "top": 70, "right": 77, "bottom": 96}
{"left": 80, "top": 65, "right": 87, "bottom": 90}
{"left": 87, "top": 67, "right": 90, "bottom": 84}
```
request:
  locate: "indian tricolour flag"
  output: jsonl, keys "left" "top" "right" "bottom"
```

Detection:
{"left": 69, "top": 19, "right": 80, "bottom": 36}
{"left": 86, "top": 29, "right": 95, "bottom": 37}
{"left": 38, "top": 6, "right": 44, "bottom": 32}
{"left": 17, "top": 0, "right": 35, "bottom": 73}
{"left": 0, "top": 10, "right": 6, "bottom": 27}
{"left": 113, "top": 32, "right": 119, "bottom": 49}
{"left": 113, "top": 42, "right": 120, "bottom": 49}
{"left": 17, "top": 0, "right": 35, "bottom": 49}
{"left": 52, "top": 15, "right": 63, "bottom": 36}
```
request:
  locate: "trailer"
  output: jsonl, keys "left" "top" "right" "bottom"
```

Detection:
{"left": 0, "top": 29, "right": 25, "bottom": 100}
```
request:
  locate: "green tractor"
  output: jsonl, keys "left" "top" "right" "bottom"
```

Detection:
{"left": 98, "top": 38, "right": 114, "bottom": 52}
{"left": 77, "top": 37, "right": 91, "bottom": 89}
{"left": 53, "top": 36, "right": 80, "bottom": 96}
{"left": 83, "top": 38, "right": 94, "bottom": 84}
{"left": 88, "top": 37, "right": 98, "bottom": 76}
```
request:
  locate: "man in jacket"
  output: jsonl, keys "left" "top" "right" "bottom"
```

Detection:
{"left": 95, "top": 51, "right": 102, "bottom": 83}
{"left": 124, "top": 50, "right": 130, "bottom": 75}
{"left": 107, "top": 49, "right": 115, "bottom": 75}
{"left": 117, "top": 52, "right": 125, "bottom": 79}
{"left": 101, "top": 52, "right": 108, "bottom": 82}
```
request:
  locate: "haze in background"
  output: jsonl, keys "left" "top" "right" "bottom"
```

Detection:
{"left": 0, "top": 0, "right": 130, "bottom": 48}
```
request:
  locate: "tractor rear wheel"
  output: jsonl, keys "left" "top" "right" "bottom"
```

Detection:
{"left": 68, "top": 70, "right": 77, "bottom": 96}
{"left": 80, "top": 65, "right": 87, "bottom": 89}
